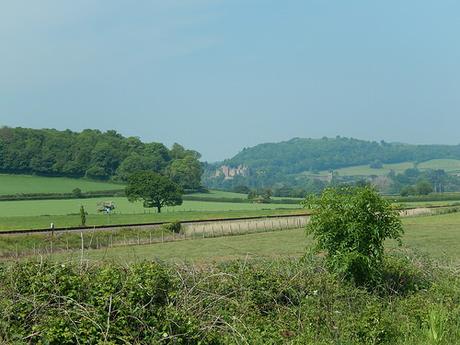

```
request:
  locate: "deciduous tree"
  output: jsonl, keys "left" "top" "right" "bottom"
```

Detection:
{"left": 303, "top": 186, "right": 403, "bottom": 286}
{"left": 125, "top": 172, "right": 183, "bottom": 213}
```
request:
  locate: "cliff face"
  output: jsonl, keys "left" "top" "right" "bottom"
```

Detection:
{"left": 215, "top": 165, "right": 249, "bottom": 180}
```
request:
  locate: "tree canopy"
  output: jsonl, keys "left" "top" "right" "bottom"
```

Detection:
{"left": 204, "top": 136, "right": 460, "bottom": 192}
{"left": 303, "top": 186, "right": 403, "bottom": 285}
{"left": 125, "top": 172, "right": 183, "bottom": 213}
{"left": 0, "top": 127, "right": 203, "bottom": 189}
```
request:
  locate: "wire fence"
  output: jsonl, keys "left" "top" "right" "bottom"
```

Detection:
{"left": 1, "top": 215, "right": 310, "bottom": 259}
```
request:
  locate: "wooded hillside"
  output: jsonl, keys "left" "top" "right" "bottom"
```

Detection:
{"left": 0, "top": 127, "right": 203, "bottom": 189}
{"left": 204, "top": 137, "right": 460, "bottom": 191}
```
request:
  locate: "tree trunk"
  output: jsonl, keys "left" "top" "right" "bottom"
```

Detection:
{"left": 157, "top": 206, "right": 161, "bottom": 213}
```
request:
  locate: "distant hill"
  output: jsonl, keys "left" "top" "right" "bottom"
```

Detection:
{"left": 203, "top": 137, "right": 460, "bottom": 190}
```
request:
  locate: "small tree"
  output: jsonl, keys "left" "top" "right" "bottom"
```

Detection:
{"left": 247, "top": 191, "right": 257, "bottom": 200}
{"left": 303, "top": 186, "right": 403, "bottom": 286}
{"left": 416, "top": 179, "right": 433, "bottom": 195}
{"left": 369, "top": 160, "right": 383, "bottom": 169}
{"left": 233, "top": 185, "right": 250, "bottom": 194}
{"left": 262, "top": 188, "right": 272, "bottom": 202}
{"left": 72, "top": 188, "right": 83, "bottom": 198}
{"left": 80, "top": 205, "right": 86, "bottom": 226}
{"left": 125, "top": 172, "right": 183, "bottom": 213}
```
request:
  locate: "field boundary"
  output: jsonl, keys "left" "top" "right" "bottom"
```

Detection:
{"left": 0, "top": 212, "right": 312, "bottom": 235}
{"left": 1, "top": 204, "right": 457, "bottom": 236}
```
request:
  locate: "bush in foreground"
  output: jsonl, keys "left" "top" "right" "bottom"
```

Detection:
{"left": 1, "top": 253, "right": 459, "bottom": 344}
{"left": 304, "top": 186, "right": 403, "bottom": 286}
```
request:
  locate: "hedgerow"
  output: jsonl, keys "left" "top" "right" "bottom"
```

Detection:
{"left": 1, "top": 252, "right": 459, "bottom": 344}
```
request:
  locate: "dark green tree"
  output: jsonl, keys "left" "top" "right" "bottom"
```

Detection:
{"left": 72, "top": 188, "right": 83, "bottom": 198}
{"left": 303, "top": 186, "right": 403, "bottom": 286}
{"left": 80, "top": 205, "right": 86, "bottom": 226}
{"left": 166, "top": 156, "right": 203, "bottom": 190}
{"left": 369, "top": 160, "right": 383, "bottom": 169}
{"left": 415, "top": 179, "right": 433, "bottom": 195}
{"left": 233, "top": 185, "right": 250, "bottom": 194}
{"left": 125, "top": 172, "right": 183, "bottom": 213}
{"left": 400, "top": 186, "right": 416, "bottom": 196}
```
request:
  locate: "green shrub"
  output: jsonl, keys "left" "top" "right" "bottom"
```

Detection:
{"left": 303, "top": 186, "right": 403, "bottom": 286}
{"left": 162, "top": 221, "right": 182, "bottom": 234}
{"left": 0, "top": 255, "right": 460, "bottom": 344}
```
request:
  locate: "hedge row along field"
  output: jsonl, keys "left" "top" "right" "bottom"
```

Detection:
{"left": 1, "top": 253, "right": 459, "bottom": 344}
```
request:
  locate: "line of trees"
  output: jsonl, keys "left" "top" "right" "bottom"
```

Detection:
{"left": 0, "top": 127, "right": 203, "bottom": 190}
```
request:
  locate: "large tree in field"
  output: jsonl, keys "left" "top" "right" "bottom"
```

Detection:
{"left": 125, "top": 172, "right": 183, "bottom": 213}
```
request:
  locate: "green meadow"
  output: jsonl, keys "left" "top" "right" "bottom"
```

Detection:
{"left": 50, "top": 211, "right": 460, "bottom": 265}
{"left": 0, "top": 174, "right": 122, "bottom": 195}
{"left": 0, "top": 198, "right": 302, "bottom": 230}
{"left": 0, "top": 197, "right": 300, "bottom": 218}
{"left": 311, "top": 158, "right": 460, "bottom": 177}
{"left": 0, "top": 174, "right": 303, "bottom": 230}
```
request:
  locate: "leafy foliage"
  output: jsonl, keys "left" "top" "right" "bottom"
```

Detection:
{"left": 79, "top": 205, "right": 86, "bottom": 226}
{"left": 0, "top": 127, "right": 203, "bottom": 189}
{"left": 204, "top": 136, "right": 460, "bottom": 192}
{"left": 303, "top": 186, "right": 403, "bottom": 285}
{"left": 125, "top": 172, "right": 183, "bottom": 213}
{"left": 228, "top": 137, "right": 460, "bottom": 173}
{"left": 1, "top": 256, "right": 460, "bottom": 344}
{"left": 162, "top": 221, "right": 182, "bottom": 234}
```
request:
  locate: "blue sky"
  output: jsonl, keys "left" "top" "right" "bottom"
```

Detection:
{"left": 1, "top": 1, "right": 459, "bottom": 161}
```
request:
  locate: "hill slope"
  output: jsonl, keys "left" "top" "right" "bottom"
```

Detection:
{"left": 204, "top": 137, "right": 460, "bottom": 190}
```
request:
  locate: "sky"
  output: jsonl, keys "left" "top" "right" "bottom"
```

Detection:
{"left": 0, "top": 1, "right": 459, "bottom": 162}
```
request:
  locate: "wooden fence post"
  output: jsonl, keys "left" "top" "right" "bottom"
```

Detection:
{"left": 80, "top": 232, "right": 84, "bottom": 266}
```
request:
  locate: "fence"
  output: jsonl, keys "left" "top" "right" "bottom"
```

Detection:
{"left": 0, "top": 215, "right": 310, "bottom": 259}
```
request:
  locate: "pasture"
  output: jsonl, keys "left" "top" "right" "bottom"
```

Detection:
{"left": 0, "top": 198, "right": 302, "bottom": 230}
{"left": 0, "top": 174, "right": 122, "bottom": 195}
{"left": 190, "top": 190, "right": 302, "bottom": 201}
{"left": 0, "top": 197, "right": 300, "bottom": 218}
{"left": 310, "top": 158, "right": 460, "bottom": 177}
{"left": 0, "top": 176, "right": 303, "bottom": 230}
{"left": 190, "top": 190, "right": 248, "bottom": 199}
{"left": 50, "top": 211, "right": 460, "bottom": 265}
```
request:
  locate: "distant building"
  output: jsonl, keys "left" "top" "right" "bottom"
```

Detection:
{"left": 215, "top": 165, "right": 249, "bottom": 180}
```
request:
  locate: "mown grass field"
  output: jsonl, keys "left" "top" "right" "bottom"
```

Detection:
{"left": 52, "top": 211, "right": 460, "bottom": 265}
{"left": 0, "top": 206, "right": 302, "bottom": 231}
{"left": 310, "top": 158, "right": 460, "bottom": 177}
{"left": 190, "top": 190, "right": 248, "bottom": 199}
{"left": 0, "top": 197, "right": 300, "bottom": 218}
{"left": 0, "top": 175, "right": 302, "bottom": 230}
{"left": 0, "top": 174, "right": 122, "bottom": 195}
{"left": 191, "top": 190, "right": 302, "bottom": 201}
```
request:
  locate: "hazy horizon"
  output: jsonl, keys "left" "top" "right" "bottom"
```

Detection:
{"left": 1, "top": 1, "right": 459, "bottom": 161}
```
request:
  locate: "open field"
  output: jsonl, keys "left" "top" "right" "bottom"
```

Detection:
{"left": 0, "top": 174, "right": 122, "bottom": 195}
{"left": 0, "top": 207, "right": 302, "bottom": 231}
{"left": 399, "top": 200, "right": 460, "bottom": 208}
{"left": 46, "top": 211, "right": 460, "bottom": 264}
{"left": 418, "top": 158, "right": 460, "bottom": 172}
{"left": 310, "top": 159, "right": 460, "bottom": 177}
{"left": 0, "top": 197, "right": 301, "bottom": 218}
{"left": 190, "top": 190, "right": 302, "bottom": 201}
{"left": 328, "top": 161, "right": 414, "bottom": 176}
{"left": 189, "top": 190, "right": 248, "bottom": 199}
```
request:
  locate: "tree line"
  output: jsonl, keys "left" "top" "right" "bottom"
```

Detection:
{"left": 226, "top": 137, "right": 460, "bottom": 174}
{"left": 204, "top": 136, "right": 460, "bottom": 194}
{"left": 0, "top": 127, "right": 203, "bottom": 190}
